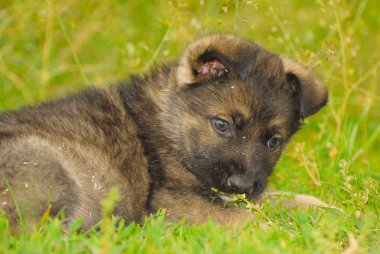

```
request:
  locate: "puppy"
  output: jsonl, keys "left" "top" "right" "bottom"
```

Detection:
{"left": 0, "top": 34, "right": 328, "bottom": 230}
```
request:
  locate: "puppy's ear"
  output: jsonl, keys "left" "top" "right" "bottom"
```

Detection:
{"left": 176, "top": 35, "right": 259, "bottom": 86}
{"left": 283, "top": 59, "right": 328, "bottom": 119}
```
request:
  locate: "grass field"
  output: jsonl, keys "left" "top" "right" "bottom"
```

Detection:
{"left": 0, "top": 0, "right": 379, "bottom": 253}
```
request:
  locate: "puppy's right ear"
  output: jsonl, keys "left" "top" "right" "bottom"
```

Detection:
{"left": 175, "top": 35, "right": 259, "bottom": 87}
{"left": 283, "top": 59, "right": 328, "bottom": 119}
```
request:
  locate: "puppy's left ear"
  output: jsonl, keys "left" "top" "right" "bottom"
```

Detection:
{"left": 283, "top": 59, "right": 328, "bottom": 119}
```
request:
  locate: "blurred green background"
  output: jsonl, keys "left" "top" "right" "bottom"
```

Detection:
{"left": 0, "top": 0, "right": 379, "bottom": 253}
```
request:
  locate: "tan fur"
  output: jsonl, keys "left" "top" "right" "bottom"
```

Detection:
{"left": 151, "top": 188, "right": 253, "bottom": 228}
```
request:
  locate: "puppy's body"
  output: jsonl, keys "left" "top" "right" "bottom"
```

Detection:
{"left": 0, "top": 35, "right": 328, "bottom": 230}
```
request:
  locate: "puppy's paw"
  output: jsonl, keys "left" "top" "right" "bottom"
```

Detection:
{"left": 281, "top": 193, "right": 329, "bottom": 210}
{"left": 257, "top": 191, "right": 342, "bottom": 212}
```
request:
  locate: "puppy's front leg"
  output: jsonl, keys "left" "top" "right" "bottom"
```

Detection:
{"left": 149, "top": 188, "right": 254, "bottom": 228}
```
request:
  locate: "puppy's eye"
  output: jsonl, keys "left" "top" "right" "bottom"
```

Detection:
{"left": 212, "top": 119, "right": 230, "bottom": 134}
{"left": 267, "top": 136, "right": 281, "bottom": 149}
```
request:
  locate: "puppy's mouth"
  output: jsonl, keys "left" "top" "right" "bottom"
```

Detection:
{"left": 200, "top": 163, "right": 268, "bottom": 200}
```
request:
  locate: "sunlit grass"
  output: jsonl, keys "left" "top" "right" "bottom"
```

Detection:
{"left": 0, "top": 0, "right": 379, "bottom": 253}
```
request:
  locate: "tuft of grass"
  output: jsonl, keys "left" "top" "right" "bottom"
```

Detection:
{"left": 0, "top": 0, "right": 379, "bottom": 253}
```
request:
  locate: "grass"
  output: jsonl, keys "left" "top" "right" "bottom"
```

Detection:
{"left": 0, "top": 0, "right": 379, "bottom": 253}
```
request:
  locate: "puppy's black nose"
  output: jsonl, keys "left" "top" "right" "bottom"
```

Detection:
{"left": 228, "top": 174, "right": 253, "bottom": 193}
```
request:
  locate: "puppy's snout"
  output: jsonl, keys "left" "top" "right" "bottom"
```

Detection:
{"left": 228, "top": 174, "right": 253, "bottom": 192}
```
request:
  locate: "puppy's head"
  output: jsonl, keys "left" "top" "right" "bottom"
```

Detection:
{"left": 163, "top": 34, "right": 327, "bottom": 199}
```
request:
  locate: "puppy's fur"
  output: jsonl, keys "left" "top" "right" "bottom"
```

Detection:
{"left": 0, "top": 35, "right": 328, "bottom": 230}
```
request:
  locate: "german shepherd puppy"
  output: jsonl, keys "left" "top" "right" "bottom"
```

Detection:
{"left": 0, "top": 34, "right": 328, "bottom": 230}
